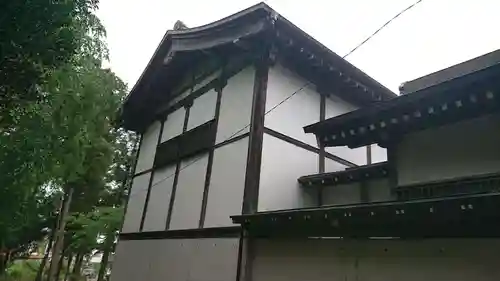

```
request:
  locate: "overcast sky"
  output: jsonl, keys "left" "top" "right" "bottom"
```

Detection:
{"left": 97, "top": 0, "right": 500, "bottom": 93}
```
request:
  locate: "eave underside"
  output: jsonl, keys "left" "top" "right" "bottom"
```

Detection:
{"left": 305, "top": 64, "right": 500, "bottom": 148}
{"left": 121, "top": 4, "right": 396, "bottom": 132}
{"left": 232, "top": 192, "right": 500, "bottom": 238}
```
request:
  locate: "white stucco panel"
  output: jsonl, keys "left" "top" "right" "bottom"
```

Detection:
{"left": 216, "top": 66, "right": 255, "bottom": 144}
{"left": 121, "top": 173, "right": 151, "bottom": 233}
{"left": 252, "top": 239, "right": 500, "bottom": 281}
{"left": 146, "top": 238, "right": 238, "bottom": 281}
{"left": 371, "top": 144, "right": 387, "bottom": 163}
{"left": 397, "top": 114, "right": 500, "bottom": 186}
{"left": 322, "top": 183, "right": 362, "bottom": 206}
{"left": 325, "top": 158, "right": 348, "bottom": 173}
{"left": 259, "top": 133, "right": 318, "bottom": 211}
{"left": 187, "top": 89, "right": 217, "bottom": 131}
{"left": 325, "top": 94, "right": 358, "bottom": 119}
{"left": 265, "top": 64, "right": 320, "bottom": 147}
{"left": 169, "top": 154, "right": 209, "bottom": 230}
{"left": 204, "top": 137, "right": 249, "bottom": 228}
{"left": 142, "top": 164, "right": 176, "bottom": 232}
{"left": 161, "top": 107, "right": 185, "bottom": 143}
{"left": 327, "top": 146, "right": 367, "bottom": 166}
{"left": 135, "top": 121, "right": 161, "bottom": 173}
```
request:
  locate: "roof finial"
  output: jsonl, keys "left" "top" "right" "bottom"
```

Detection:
{"left": 173, "top": 20, "right": 188, "bottom": 30}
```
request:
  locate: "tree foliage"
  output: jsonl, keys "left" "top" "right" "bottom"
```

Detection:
{"left": 0, "top": 0, "right": 137, "bottom": 279}
{"left": 0, "top": 0, "right": 101, "bottom": 120}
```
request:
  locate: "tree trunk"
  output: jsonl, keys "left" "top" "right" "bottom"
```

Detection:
{"left": 35, "top": 206, "right": 61, "bottom": 281}
{"left": 63, "top": 255, "right": 73, "bottom": 281}
{"left": 97, "top": 233, "right": 114, "bottom": 281}
{"left": 47, "top": 187, "right": 74, "bottom": 281}
{"left": 55, "top": 250, "right": 66, "bottom": 281}
{"left": 70, "top": 252, "right": 84, "bottom": 281}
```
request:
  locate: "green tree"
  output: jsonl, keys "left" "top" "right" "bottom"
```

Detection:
{"left": 0, "top": 0, "right": 101, "bottom": 123}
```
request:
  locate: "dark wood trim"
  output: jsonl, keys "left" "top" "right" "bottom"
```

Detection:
{"left": 242, "top": 51, "right": 269, "bottom": 215}
{"left": 319, "top": 95, "right": 326, "bottom": 173}
{"left": 386, "top": 143, "right": 399, "bottom": 194}
{"left": 132, "top": 168, "right": 153, "bottom": 179}
{"left": 241, "top": 231, "right": 255, "bottom": 281}
{"left": 263, "top": 127, "right": 357, "bottom": 168}
{"left": 299, "top": 161, "right": 388, "bottom": 187}
{"left": 157, "top": 56, "right": 253, "bottom": 121}
{"left": 235, "top": 230, "right": 245, "bottom": 281}
{"left": 199, "top": 70, "right": 227, "bottom": 228}
{"left": 366, "top": 144, "right": 372, "bottom": 165}
{"left": 317, "top": 95, "right": 326, "bottom": 206}
{"left": 165, "top": 96, "right": 193, "bottom": 230}
{"left": 120, "top": 226, "right": 241, "bottom": 240}
{"left": 232, "top": 192, "right": 500, "bottom": 238}
{"left": 119, "top": 134, "right": 143, "bottom": 232}
{"left": 139, "top": 120, "right": 165, "bottom": 231}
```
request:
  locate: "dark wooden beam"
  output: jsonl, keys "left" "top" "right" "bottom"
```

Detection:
{"left": 242, "top": 50, "right": 270, "bottom": 215}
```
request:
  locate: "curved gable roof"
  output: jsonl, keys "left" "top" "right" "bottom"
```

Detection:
{"left": 122, "top": 2, "right": 395, "bottom": 131}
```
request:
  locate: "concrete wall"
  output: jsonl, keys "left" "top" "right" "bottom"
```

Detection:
{"left": 110, "top": 238, "right": 239, "bottom": 281}
{"left": 397, "top": 114, "right": 500, "bottom": 186}
{"left": 252, "top": 239, "right": 500, "bottom": 281}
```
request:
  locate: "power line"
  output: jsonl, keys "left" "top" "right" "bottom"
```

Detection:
{"left": 343, "top": 0, "right": 424, "bottom": 59}
{"left": 131, "top": 0, "right": 425, "bottom": 196}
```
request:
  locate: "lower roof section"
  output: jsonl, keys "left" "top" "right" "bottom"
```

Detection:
{"left": 231, "top": 193, "right": 500, "bottom": 238}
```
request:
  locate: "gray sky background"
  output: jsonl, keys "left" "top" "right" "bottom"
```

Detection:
{"left": 97, "top": 0, "right": 500, "bottom": 93}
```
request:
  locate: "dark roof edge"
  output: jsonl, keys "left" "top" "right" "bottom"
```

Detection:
{"left": 400, "top": 49, "right": 500, "bottom": 94}
{"left": 124, "top": 2, "right": 271, "bottom": 105}
{"left": 275, "top": 17, "right": 396, "bottom": 100}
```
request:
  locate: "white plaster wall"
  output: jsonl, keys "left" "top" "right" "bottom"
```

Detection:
{"left": 169, "top": 154, "right": 209, "bottom": 230}
{"left": 265, "top": 64, "right": 320, "bottom": 147}
{"left": 111, "top": 238, "right": 239, "bottom": 281}
{"left": 252, "top": 239, "right": 500, "bottom": 281}
{"left": 367, "top": 178, "right": 393, "bottom": 202}
{"left": 259, "top": 133, "right": 318, "bottom": 211}
{"left": 325, "top": 94, "right": 358, "bottom": 118}
{"left": 192, "top": 69, "right": 222, "bottom": 92}
{"left": 322, "top": 183, "right": 361, "bottom": 206}
{"left": 397, "top": 114, "right": 500, "bottom": 186}
{"left": 204, "top": 137, "right": 249, "bottom": 228}
{"left": 216, "top": 66, "right": 255, "bottom": 144}
{"left": 142, "top": 164, "right": 176, "bottom": 232}
{"left": 327, "top": 146, "right": 367, "bottom": 166}
{"left": 135, "top": 121, "right": 161, "bottom": 173}
{"left": 324, "top": 93, "right": 367, "bottom": 165}
{"left": 121, "top": 173, "right": 151, "bottom": 233}
{"left": 161, "top": 107, "right": 185, "bottom": 142}
{"left": 370, "top": 144, "right": 387, "bottom": 163}
{"left": 110, "top": 240, "right": 155, "bottom": 281}
{"left": 187, "top": 89, "right": 217, "bottom": 131}
{"left": 188, "top": 238, "right": 240, "bottom": 281}
{"left": 325, "top": 158, "right": 349, "bottom": 173}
